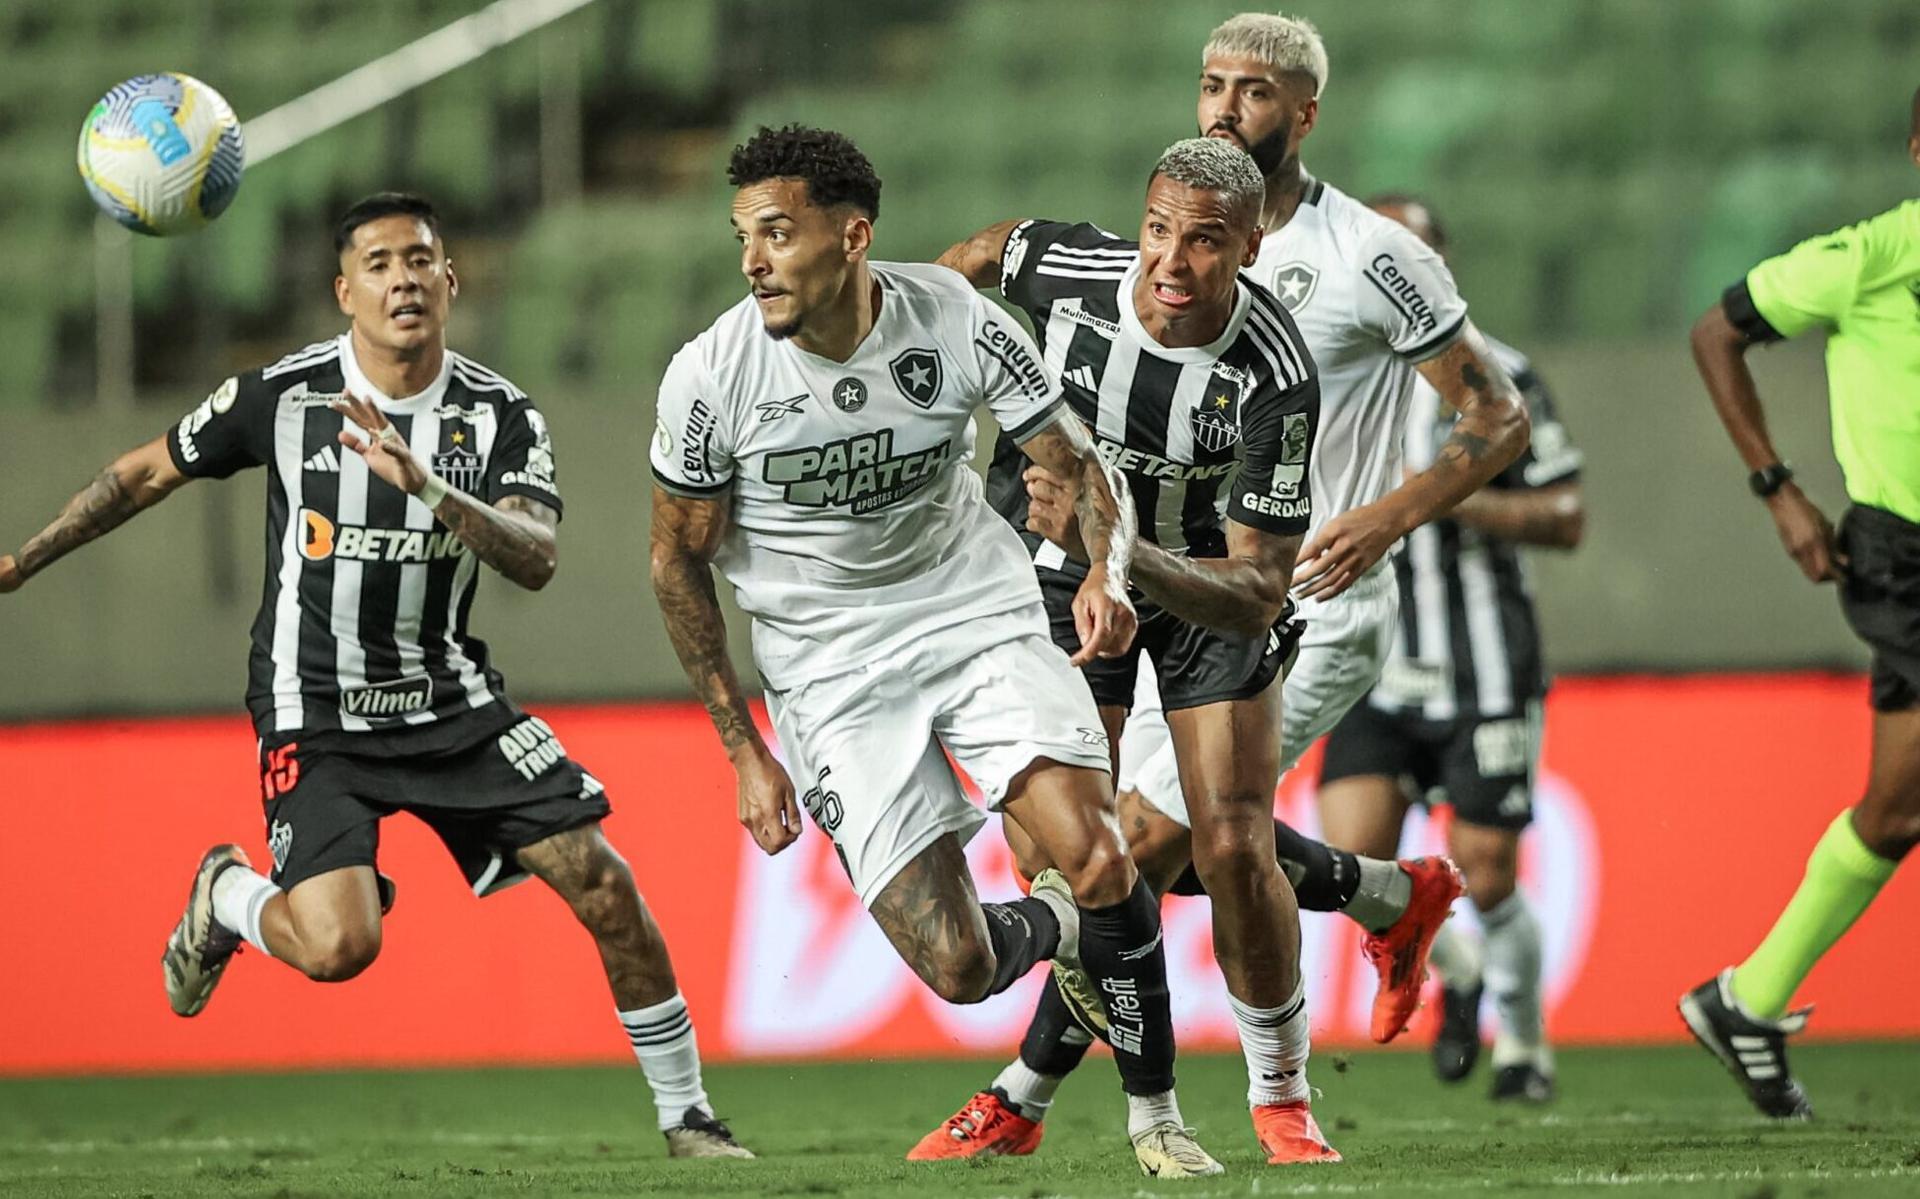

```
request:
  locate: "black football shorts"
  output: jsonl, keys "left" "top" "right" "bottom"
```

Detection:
{"left": 1038, "top": 566, "right": 1302, "bottom": 712}
{"left": 1319, "top": 699, "right": 1542, "bottom": 832}
{"left": 1837, "top": 505, "right": 1920, "bottom": 712}
{"left": 256, "top": 712, "right": 611, "bottom": 895}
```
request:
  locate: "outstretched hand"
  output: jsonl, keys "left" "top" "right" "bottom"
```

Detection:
{"left": 332, "top": 395, "right": 429, "bottom": 497}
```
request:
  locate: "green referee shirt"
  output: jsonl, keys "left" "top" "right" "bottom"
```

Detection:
{"left": 1739, "top": 198, "right": 1920, "bottom": 523}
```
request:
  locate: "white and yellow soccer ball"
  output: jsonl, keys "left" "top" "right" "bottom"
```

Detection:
{"left": 78, "top": 73, "right": 245, "bottom": 236}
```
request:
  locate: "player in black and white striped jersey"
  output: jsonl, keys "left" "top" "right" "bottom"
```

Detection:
{"left": 928, "top": 138, "right": 1344, "bottom": 1166}
{"left": 0, "top": 193, "right": 749, "bottom": 1160}
{"left": 1320, "top": 194, "right": 1585, "bottom": 1104}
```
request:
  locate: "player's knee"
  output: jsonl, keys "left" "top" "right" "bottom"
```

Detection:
{"left": 568, "top": 852, "right": 642, "bottom": 934}
{"left": 924, "top": 939, "right": 997, "bottom": 1004}
{"left": 1060, "top": 834, "right": 1134, "bottom": 908}
{"left": 301, "top": 926, "right": 381, "bottom": 983}
{"left": 1191, "top": 810, "right": 1275, "bottom": 887}
{"left": 1851, "top": 798, "right": 1920, "bottom": 861}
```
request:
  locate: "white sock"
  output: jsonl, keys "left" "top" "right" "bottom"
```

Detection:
{"left": 1481, "top": 891, "right": 1547, "bottom": 1069}
{"left": 1428, "top": 920, "right": 1483, "bottom": 991}
{"left": 993, "top": 1058, "right": 1064, "bottom": 1122}
{"left": 1124, "top": 1089, "right": 1185, "bottom": 1139}
{"left": 210, "top": 866, "right": 279, "bottom": 958}
{"left": 1229, "top": 981, "right": 1311, "bottom": 1107}
{"left": 618, "top": 993, "right": 711, "bottom": 1131}
{"left": 1341, "top": 857, "right": 1413, "bottom": 933}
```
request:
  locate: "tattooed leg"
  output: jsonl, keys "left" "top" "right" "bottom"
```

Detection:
{"left": 518, "top": 822, "right": 679, "bottom": 1009}
{"left": 869, "top": 832, "right": 1059, "bottom": 1005}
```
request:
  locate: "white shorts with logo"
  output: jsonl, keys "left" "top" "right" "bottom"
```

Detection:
{"left": 1118, "top": 565, "right": 1400, "bottom": 829}
{"left": 763, "top": 620, "right": 1111, "bottom": 908}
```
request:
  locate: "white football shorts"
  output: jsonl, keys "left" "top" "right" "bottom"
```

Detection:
{"left": 764, "top": 620, "right": 1111, "bottom": 908}
{"left": 1118, "top": 565, "right": 1400, "bottom": 829}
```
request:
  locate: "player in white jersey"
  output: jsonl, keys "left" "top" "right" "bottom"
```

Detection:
{"left": 1111, "top": 10, "right": 1530, "bottom": 1043}
{"left": 647, "top": 126, "right": 1224, "bottom": 1178}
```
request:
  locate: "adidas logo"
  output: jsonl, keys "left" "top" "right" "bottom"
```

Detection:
{"left": 303, "top": 445, "right": 342, "bottom": 473}
{"left": 1063, "top": 365, "right": 1097, "bottom": 391}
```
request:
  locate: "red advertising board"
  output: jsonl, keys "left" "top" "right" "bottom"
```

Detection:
{"left": 0, "top": 674, "right": 1912, "bottom": 1074}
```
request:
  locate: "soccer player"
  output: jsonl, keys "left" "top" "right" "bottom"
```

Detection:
{"left": 922, "top": 136, "right": 1344, "bottom": 1166}
{"left": 1318, "top": 194, "right": 1586, "bottom": 1103}
{"left": 1119, "top": 10, "right": 1529, "bottom": 1031}
{"left": 915, "top": 15, "right": 1532, "bottom": 1162}
{"left": 647, "top": 126, "right": 1220, "bottom": 1178}
{"left": 1678, "top": 86, "right": 1920, "bottom": 1120}
{"left": 0, "top": 194, "right": 750, "bottom": 1160}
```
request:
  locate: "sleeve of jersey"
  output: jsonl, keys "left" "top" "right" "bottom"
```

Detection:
{"left": 649, "top": 346, "right": 735, "bottom": 498}
{"left": 1741, "top": 224, "right": 1865, "bottom": 340}
{"left": 1229, "top": 377, "right": 1319, "bottom": 537}
{"left": 483, "top": 402, "right": 565, "bottom": 516}
{"left": 164, "top": 374, "right": 270, "bottom": 479}
{"left": 1498, "top": 365, "right": 1584, "bottom": 490}
{"left": 1000, "top": 219, "right": 1100, "bottom": 314}
{"left": 974, "top": 295, "right": 1065, "bottom": 440}
{"left": 1357, "top": 224, "right": 1469, "bottom": 362}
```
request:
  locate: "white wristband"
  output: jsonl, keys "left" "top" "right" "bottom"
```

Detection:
{"left": 416, "top": 473, "right": 450, "bottom": 509}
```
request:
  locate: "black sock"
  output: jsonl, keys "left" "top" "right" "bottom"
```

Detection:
{"left": 1077, "top": 875, "right": 1176, "bottom": 1096}
{"left": 1018, "top": 974, "right": 1096, "bottom": 1076}
{"left": 981, "top": 897, "right": 1060, "bottom": 997}
{"left": 1167, "top": 819, "right": 1363, "bottom": 913}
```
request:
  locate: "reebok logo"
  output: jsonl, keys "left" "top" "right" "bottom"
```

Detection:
{"left": 304, "top": 445, "right": 341, "bottom": 473}
{"left": 1116, "top": 929, "right": 1163, "bottom": 962}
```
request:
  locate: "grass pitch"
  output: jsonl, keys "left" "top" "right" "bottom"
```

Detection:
{"left": 2, "top": 1042, "right": 1917, "bottom": 1197}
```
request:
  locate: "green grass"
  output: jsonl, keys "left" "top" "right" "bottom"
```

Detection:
{"left": 2, "top": 1043, "right": 1917, "bottom": 1197}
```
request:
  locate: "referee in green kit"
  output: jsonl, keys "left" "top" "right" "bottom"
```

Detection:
{"left": 1679, "top": 84, "right": 1920, "bottom": 1121}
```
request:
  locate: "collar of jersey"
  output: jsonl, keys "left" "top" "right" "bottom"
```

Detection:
{"left": 778, "top": 267, "right": 900, "bottom": 369}
{"left": 1116, "top": 257, "right": 1253, "bottom": 365}
{"left": 336, "top": 332, "right": 455, "bottom": 409}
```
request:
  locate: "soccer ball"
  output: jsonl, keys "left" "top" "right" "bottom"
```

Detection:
{"left": 77, "top": 73, "right": 245, "bottom": 237}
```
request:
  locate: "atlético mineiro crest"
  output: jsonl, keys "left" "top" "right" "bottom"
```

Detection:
{"left": 433, "top": 420, "right": 484, "bottom": 493}
{"left": 889, "top": 348, "right": 942, "bottom": 409}
{"left": 1191, "top": 390, "right": 1241, "bottom": 454}
{"left": 1272, "top": 262, "right": 1318, "bottom": 312}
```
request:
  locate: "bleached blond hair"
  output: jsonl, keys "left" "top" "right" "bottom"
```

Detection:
{"left": 1203, "top": 12, "right": 1329, "bottom": 98}
{"left": 1150, "top": 137, "right": 1267, "bottom": 226}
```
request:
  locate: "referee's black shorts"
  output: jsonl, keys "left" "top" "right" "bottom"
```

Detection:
{"left": 1838, "top": 504, "right": 1920, "bottom": 712}
{"left": 1037, "top": 565, "right": 1302, "bottom": 712}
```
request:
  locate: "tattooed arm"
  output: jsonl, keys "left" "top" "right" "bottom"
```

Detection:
{"left": 1017, "top": 413, "right": 1137, "bottom": 664}
{"left": 1134, "top": 522, "right": 1300, "bottom": 639}
{"left": 935, "top": 219, "right": 1023, "bottom": 288}
{"left": 432, "top": 493, "right": 558, "bottom": 589}
{"left": 648, "top": 484, "right": 801, "bottom": 855}
{"left": 330, "top": 395, "right": 557, "bottom": 590}
{"left": 0, "top": 436, "right": 188, "bottom": 593}
{"left": 1294, "top": 323, "right": 1530, "bottom": 600}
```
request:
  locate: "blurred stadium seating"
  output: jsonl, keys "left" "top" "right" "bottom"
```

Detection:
{"left": 1, "top": 0, "right": 1917, "bottom": 716}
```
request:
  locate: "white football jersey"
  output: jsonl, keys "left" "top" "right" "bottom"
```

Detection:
{"left": 650, "top": 262, "right": 1067, "bottom": 689}
{"left": 1248, "top": 180, "right": 1469, "bottom": 569}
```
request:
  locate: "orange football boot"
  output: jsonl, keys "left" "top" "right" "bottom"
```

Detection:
{"left": 1251, "top": 1100, "right": 1342, "bottom": 1164}
{"left": 906, "top": 1089, "right": 1043, "bottom": 1160}
{"left": 1361, "top": 856, "right": 1464, "bottom": 1043}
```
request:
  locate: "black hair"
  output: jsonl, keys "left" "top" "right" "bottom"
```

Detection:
{"left": 727, "top": 125, "right": 881, "bottom": 219}
{"left": 333, "top": 192, "right": 442, "bottom": 257}
{"left": 1364, "top": 191, "right": 1447, "bottom": 250}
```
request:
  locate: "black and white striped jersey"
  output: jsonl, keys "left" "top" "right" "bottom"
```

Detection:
{"left": 986, "top": 220, "right": 1320, "bottom": 576}
{"left": 1370, "top": 336, "right": 1583, "bottom": 722}
{"left": 164, "top": 334, "right": 563, "bottom": 755}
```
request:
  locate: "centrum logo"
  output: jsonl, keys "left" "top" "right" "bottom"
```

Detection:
{"left": 763, "top": 430, "right": 951, "bottom": 513}
{"left": 297, "top": 508, "right": 470, "bottom": 564}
